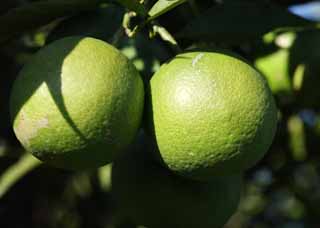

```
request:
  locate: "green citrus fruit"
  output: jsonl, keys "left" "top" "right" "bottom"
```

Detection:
{"left": 112, "top": 133, "right": 242, "bottom": 228}
{"left": 10, "top": 36, "right": 144, "bottom": 170}
{"left": 147, "top": 51, "right": 278, "bottom": 180}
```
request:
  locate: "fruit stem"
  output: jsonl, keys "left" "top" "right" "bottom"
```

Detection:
{"left": 152, "top": 23, "right": 182, "bottom": 53}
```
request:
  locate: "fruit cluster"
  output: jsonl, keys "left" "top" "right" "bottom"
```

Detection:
{"left": 10, "top": 36, "right": 278, "bottom": 228}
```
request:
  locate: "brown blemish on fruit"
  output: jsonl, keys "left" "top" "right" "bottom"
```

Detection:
{"left": 15, "top": 111, "right": 49, "bottom": 146}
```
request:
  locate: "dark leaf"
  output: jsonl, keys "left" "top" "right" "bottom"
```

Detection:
{"left": 0, "top": 0, "right": 100, "bottom": 44}
{"left": 177, "top": 2, "right": 315, "bottom": 44}
{"left": 46, "top": 5, "right": 124, "bottom": 43}
{"left": 148, "top": 0, "right": 187, "bottom": 20}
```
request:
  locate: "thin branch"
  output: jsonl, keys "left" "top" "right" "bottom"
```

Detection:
{"left": 0, "top": 153, "right": 41, "bottom": 198}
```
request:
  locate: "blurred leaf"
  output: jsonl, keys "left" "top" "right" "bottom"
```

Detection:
{"left": 292, "top": 63, "right": 306, "bottom": 91}
{"left": 117, "top": 0, "right": 147, "bottom": 16}
{"left": 98, "top": 164, "right": 112, "bottom": 192}
{"left": 288, "top": 115, "right": 307, "bottom": 161}
{"left": 240, "top": 183, "right": 267, "bottom": 215}
{"left": 148, "top": 0, "right": 187, "bottom": 20}
{"left": 289, "top": 30, "right": 320, "bottom": 73}
{"left": 0, "top": 153, "right": 41, "bottom": 198}
{"left": 274, "top": 32, "right": 296, "bottom": 48}
{"left": 289, "top": 30, "right": 320, "bottom": 108}
{"left": 255, "top": 48, "right": 293, "bottom": 95}
{"left": 241, "top": 194, "right": 267, "bottom": 215}
{"left": 0, "top": 0, "right": 101, "bottom": 44}
{"left": 177, "top": 2, "right": 314, "bottom": 44}
{"left": 281, "top": 196, "right": 305, "bottom": 220}
{"left": 294, "top": 163, "right": 319, "bottom": 193}
{"left": 70, "top": 172, "right": 92, "bottom": 198}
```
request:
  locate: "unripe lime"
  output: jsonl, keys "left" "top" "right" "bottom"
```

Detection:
{"left": 147, "top": 51, "right": 277, "bottom": 180}
{"left": 112, "top": 134, "right": 242, "bottom": 228}
{"left": 10, "top": 36, "right": 144, "bottom": 170}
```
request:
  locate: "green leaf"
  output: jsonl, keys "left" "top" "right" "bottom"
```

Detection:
{"left": 148, "top": 0, "right": 187, "bottom": 20}
{"left": 0, "top": 0, "right": 101, "bottom": 44}
{"left": 177, "top": 2, "right": 314, "bottom": 44}
{"left": 117, "top": 0, "right": 147, "bottom": 16}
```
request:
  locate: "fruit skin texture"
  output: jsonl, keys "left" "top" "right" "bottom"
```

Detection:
{"left": 148, "top": 51, "right": 277, "bottom": 180}
{"left": 112, "top": 133, "right": 242, "bottom": 228}
{"left": 10, "top": 36, "right": 144, "bottom": 170}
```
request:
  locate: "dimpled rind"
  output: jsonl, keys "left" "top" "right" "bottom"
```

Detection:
{"left": 10, "top": 36, "right": 144, "bottom": 170}
{"left": 148, "top": 51, "right": 277, "bottom": 180}
{"left": 112, "top": 135, "right": 242, "bottom": 228}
